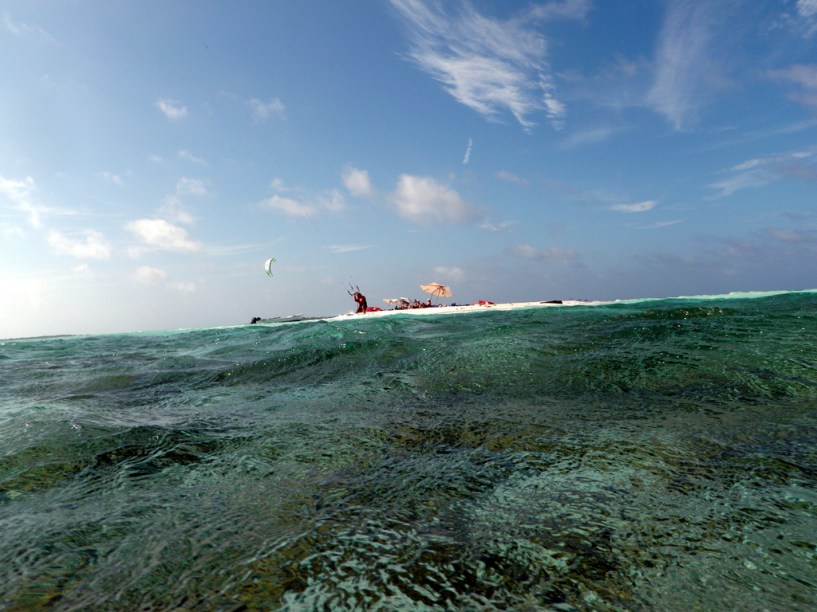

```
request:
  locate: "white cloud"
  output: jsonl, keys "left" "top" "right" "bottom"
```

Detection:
{"left": 0, "top": 175, "right": 44, "bottom": 228}
{"left": 797, "top": 0, "right": 817, "bottom": 36}
{"left": 98, "top": 171, "right": 123, "bottom": 186}
{"left": 134, "top": 266, "right": 196, "bottom": 293}
{"left": 496, "top": 170, "right": 529, "bottom": 186}
{"left": 157, "top": 98, "right": 188, "bottom": 120}
{"left": 647, "top": 1, "right": 730, "bottom": 130}
{"left": 126, "top": 218, "right": 202, "bottom": 253}
{"left": 1, "top": 223, "right": 25, "bottom": 239}
{"left": 261, "top": 194, "right": 316, "bottom": 218}
{"left": 388, "top": 0, "right": 581, "bottom": 130}
{"left": 0, "top": 273, "right": 48, "bottom": 313}
{"left": 636, "top": 219, "right": 683, "bottom": 229}
{"left": 3, "top": 12, "right": 54, "bottom": 42}
{"left": 262, "top": 181, "right": 348, "bottom": 217}
{"left": 48, "top": 229, "right": 111, "bottom": 259}
{"left": 560, "top": 125, "right": 626, "bottom": 148}
{"left": 249, "top": 97, "right": 285, "bottom": 122}
{"left": 709, "top": 150, "right": 817, "bottom": 198}
{"left": 768, "top": 64, "right": 817, "bottom": 110}
{"left": 159, "top": 195, "right": 195, "bottom": 225}
{"left": 342, "top": 166, "right": 375, "bottom": 198}
{"left": 508, "top": 243, "right": 579, "bottom": 265}
{"left": 481, "top": 220, "right": 513, "bottom": 232}
{"left": 433, "top": 265, "right": 465, "bottom": 283}
{"left": 176, "top": 177, "right": 208, "bottom": 197}
{"left": 177, "top": 149, "right": 208, "bottom": 165}
{"left": 317, "top": 189, "right": 347, "bottom": 213}
{"left": 169, "top": 281, "right": 196, "bottom": 293}
{"left": 391, "top": 174, "right": 477, "bottom": 225}
{"left": 526, "top": 0, "right": 591, "bottom": 21}
{"left": 329, "top": 244, "right": 371, "bottom": 254}
{"left": 463, "top": 138, "right": 473, "bottom": 165}
{"left": 610, "top": 200, "right": 657, "bottom": 213}
{"left": 770, "top": 228, "right": 810, "bottom": 242}
{"left": 135, "top": 266, "right": 167, "bottom": 285}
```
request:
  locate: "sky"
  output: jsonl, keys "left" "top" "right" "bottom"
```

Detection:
{"left": 1, "top": 0, "right": 816, "bottom": 338}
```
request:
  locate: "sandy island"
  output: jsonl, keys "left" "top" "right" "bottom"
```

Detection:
{"left": 328, "top": 299, "right": 602, "bottom": 321}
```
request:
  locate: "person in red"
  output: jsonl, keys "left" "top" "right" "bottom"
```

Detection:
{"left": 351, "top": 290, "right": 368, "bottom": 314}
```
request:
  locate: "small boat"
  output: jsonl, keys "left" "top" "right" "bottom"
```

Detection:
{"left": 249, "top": 314, "right": 305, "bottom": 324}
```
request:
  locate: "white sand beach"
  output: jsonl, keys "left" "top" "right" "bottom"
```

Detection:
{"left": 330, "top": 299, "right": 601, "bottom": 320}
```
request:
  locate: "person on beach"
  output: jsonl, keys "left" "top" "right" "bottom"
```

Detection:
{"left": 351, "top": 290, "right": 368, "bottom": 314}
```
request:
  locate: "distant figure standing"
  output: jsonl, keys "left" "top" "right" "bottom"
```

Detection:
{"left": 351, "top": 290, "right": 368, "bottom": 314}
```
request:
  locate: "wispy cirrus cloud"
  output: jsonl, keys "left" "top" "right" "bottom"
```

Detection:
{"left": 463, "top": 138, "right": 473, "bottom": 165}
{"left": 388, "top": 0, "right": 588, "bottom": 130}
{"left": 796, "top": 0, "right": 817, "bottom": 36}
{"left": 708, "top": 150, "right": 817, "bottom": 198}
{"left": 647, "top": 1, "right": 732, "bottom": 130}
{"left": 768, "top": 64, "right": 817, "bottom": 111}
{"left": 496, "top": 170, "right": 529, "bottom": 186}
{"left": 560, "top": 125, "right": 628, "bottom": 149}
{"left": 329, "top": 244, "right": 371, "bottom": 254}
{"left": 611, "top": 200, "right": 657, "bottom": 213}
{"left": 3, "top": 12, "right": 55, "bottom": 43}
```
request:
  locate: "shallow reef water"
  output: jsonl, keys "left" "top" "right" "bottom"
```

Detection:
{"left": 1, "top": 291, "right": 816, "bottom": 609}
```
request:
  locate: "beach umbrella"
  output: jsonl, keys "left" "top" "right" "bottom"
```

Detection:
{"left": 420, "top": 282, "right": 453, "bottom": 303}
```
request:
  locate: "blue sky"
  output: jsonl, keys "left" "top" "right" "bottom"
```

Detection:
{"left": 2, "top": 0, "right": 816, "bottom": 337}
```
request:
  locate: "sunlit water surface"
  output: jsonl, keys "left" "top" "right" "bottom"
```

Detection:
{"left": 1, "top": 291, "right": 816, "bottom": 609}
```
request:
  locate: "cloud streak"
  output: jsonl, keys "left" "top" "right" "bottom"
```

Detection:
{"left": 611, "top": 200, "right": 657, "bottom": 213}
{"left": 3, "top": 12, "right": 55, "bottom": 43}
{"left": 768, "top": 64, "right": 817, "bottom": 111}
{"left": 709, "top": 150, "right": 817, "bottom": 198}
{"left": 388, "top": 0, "right": 585, "bottom": 130}
{"left": 647, "top": 1, "right": 730, "bottom": 130}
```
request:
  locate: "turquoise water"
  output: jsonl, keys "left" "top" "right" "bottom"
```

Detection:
{"left": 1, "top": 291, "right": 816, "bottom": 609}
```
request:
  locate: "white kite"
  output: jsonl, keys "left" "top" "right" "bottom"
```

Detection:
{"left": 264, "top": 257, "right": 276, "bottom": 277}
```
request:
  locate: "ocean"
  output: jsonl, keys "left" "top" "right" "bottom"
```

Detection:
{"left": 1, "top": 290, "right": 816, "bottom": 610}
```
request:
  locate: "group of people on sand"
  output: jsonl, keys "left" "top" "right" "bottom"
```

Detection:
{"left": 349, "top": 289, "right": 436, "bottom": 314}
{"left": 395, "top": 298, "right": 433, "bottom": 310}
